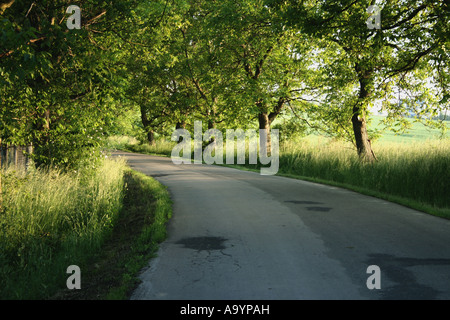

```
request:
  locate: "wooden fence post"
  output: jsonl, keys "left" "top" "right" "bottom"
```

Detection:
{"left": 0, "top": 138, "right": 3, "bottom": 168}
{"left": 14, "top": 145, "right": 17, "bottom": 168}
{"left": 26, "top": 144, "right": 33, "bottom": 171}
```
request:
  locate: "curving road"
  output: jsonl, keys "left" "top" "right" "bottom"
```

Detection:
{"left": 113, "top": 152, "right": 450, "bottom": 300}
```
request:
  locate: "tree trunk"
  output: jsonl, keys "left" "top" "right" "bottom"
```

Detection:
{"left": 175, "top": 121, "right": 186, "bottom": 144}
{"left": 147, "top": 130, "right": 155, "bottom": 146}
{"left": 0, "top": 138, "right": 3, "bottom": 168}
{"left": 207, "top": 118, "right": 216, "bottom": 144}
{"left": 206, "top": 103, "right": 217, "bottom": 145}
{"left": 140, "top": 106, "right": 155, "bottom": 145}
{"left": 351, "top": 107, "right": 375, "bottom": 161}
{"left": 353, "top": 72, "right": 376, "bottom": 162}
{"left": 258, "top": 112, "right": 271, "bottom": 155}
{"left": 257, "top": 97, "right": 284, "bottom": 155}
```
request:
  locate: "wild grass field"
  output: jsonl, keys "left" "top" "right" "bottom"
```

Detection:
{"left": 0, "top": 155, "right": 172, "bottom": 300}
{"left": 370, "top": 115, "right": 449, "bottom": 143}
{"left": 276, "top": 138, "right": 449, "bottom": 217}
{"left": 0, "top": 158, "right": 127, "bottom": 299}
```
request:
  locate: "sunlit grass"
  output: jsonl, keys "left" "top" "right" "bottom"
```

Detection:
{"left": 107, "top": 135, "right": 175, "bottom": 157}
{"left": 370, "top": 115, "right": 449, "bottom": 143}
{"left": 281, "top": 138, "right": 448, "bottom": 204}
{"left": 0, "top": 158, "right": 127, "bottom": 299}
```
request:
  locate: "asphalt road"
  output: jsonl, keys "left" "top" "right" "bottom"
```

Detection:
{"left": 113, "top": 152, "right": 450, "bottom": 300}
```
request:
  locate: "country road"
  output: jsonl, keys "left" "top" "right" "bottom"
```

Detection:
{"left": 113, "top": 151, "right": 450, "bottom": 300}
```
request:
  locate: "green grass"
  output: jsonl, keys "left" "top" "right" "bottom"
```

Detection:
{"left": 276, "top": 139, "right": 449, "bottom": 218}
{"left": 107, "top": 135, "right": 174, "bottom": 157}
{"left": 0, "top": 155, "right": 173, "bottom": 300}
{"left": 103, "top": 168, "right": 172, "bottom": 299}
{"left": 0, "top": 158, "right": 127, "bottom": 299}
{"left": 51, "top": 167, "right": 173, "bottom": 300}
{"left": 370, "top": 115, "right": 449, "bottom": 143}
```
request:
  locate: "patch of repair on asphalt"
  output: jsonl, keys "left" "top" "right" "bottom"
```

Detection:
{"left": 175, "top": 237, "right": 228, "bottom": 251}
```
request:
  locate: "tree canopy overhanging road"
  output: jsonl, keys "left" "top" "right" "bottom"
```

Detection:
{"left": 1, "top": 1, "right": 449, "bottom": 167}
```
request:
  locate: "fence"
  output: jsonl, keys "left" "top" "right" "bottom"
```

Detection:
{"left": 0, "top": 143, "right": 34, "bottom": 171}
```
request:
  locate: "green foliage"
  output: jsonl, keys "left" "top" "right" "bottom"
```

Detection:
{"left": 272, "top": 115, "right": 309, "bottom": 142}
{"left": 0, "top": 0, "right": 142, "bottom": 168}
{"left": 280, "top": 0, "right": 449, "bottom": 147}
{"left": 2, "top": 0, "right": 448, "bottom": 160}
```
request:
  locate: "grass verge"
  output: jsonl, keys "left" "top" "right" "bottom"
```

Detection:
{"left": 0, "top": 157, "right": 172, "bottom": 300}
{"left": 51, "top": 168, "right": 172, "bottom": 300}
{"left": 0, "top": 158, "right": 126, "bottom": 299}
{"left": 220, "top": 139, "right": 450, "bottom": 219}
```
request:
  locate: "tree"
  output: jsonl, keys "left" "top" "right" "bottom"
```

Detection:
{"left": 204, "top": 0, "right": 316, "bottom": 152}
{"left": 0, "top": 0, "right": 142, "bottom": 167}
{"left": 119, "top": 0, "right": 219, "bottom": 145}
{"left": 282, "top": 0, "right": 449, "bottom": 160}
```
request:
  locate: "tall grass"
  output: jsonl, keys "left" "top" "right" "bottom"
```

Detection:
{"left": 107, "top": 135, "right": 174, "bottom": 157}
{"left": 0, "top": 158, "right": 127, "bottom": 299}
{"left": 276, "top": 138, "right": 449, "bottom": 215}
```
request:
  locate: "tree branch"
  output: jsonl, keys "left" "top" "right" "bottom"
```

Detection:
{"left": 381, "top": 4, "right": 427, "bottom": 31}
{"left": 0, "top": 0, "right": 14, "bottom": 14}
{"left": 387, "top": 42, "right": 439, "bottom": 77}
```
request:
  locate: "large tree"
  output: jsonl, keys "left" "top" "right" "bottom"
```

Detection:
{"left": 281, "top": 0, "right": 449, "bottom": 160}
{"left": 203, "top": 0, "right": 316, "bottom": 152}
{"left": 121, "top": 0, "right": 194, "bottom": 145}
{"left": 0, "top": 0, "right": 141, "bottom": 167}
